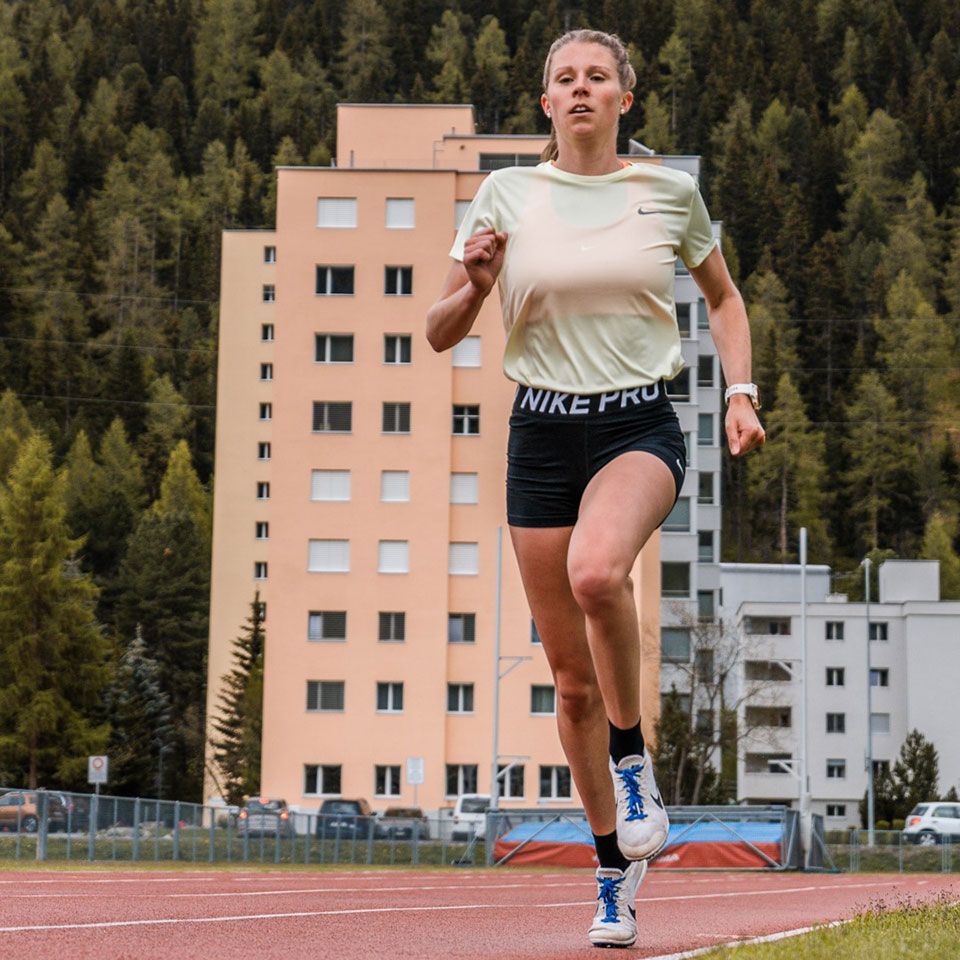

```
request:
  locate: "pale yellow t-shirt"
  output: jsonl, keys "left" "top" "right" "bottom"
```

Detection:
{"left": 449, "top": 161, "right": 718, "bottom": 394}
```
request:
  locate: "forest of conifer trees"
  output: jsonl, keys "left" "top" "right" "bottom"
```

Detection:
{"left": 0, "top": 0, "right": 957, "bottom": 799}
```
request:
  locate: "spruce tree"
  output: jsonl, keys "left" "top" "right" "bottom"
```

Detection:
{"left": 0, "top": 434, "right": 109, "bottom": 788}
{"left": 211, "top": 594, "right": 264, "bottom": 805}
{"left": 893, "top": 729, "right": 940, "bottom": 817}
{"left": 921, "top": 512, "right": 960, "bottom": 600}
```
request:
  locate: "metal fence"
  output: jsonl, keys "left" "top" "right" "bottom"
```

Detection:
{"left": 1, "top": 787, "right": 957, "bottom": 872}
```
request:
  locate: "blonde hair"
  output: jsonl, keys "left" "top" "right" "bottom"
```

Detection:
{"left": 540, "top": 30, "right": 636, "bottom": 162}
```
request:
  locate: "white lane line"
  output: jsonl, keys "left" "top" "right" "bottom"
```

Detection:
{"left": 0, "top": 876, "right": 221, "bottom": 885}
{"left": 641, "top": 920, "right": 853, "bottom": 960}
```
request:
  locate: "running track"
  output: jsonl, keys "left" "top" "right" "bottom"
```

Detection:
{"left": 1, "top": 868, "right": 957, "bottom": 959}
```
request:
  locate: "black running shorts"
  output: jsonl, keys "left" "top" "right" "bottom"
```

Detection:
{"left": 506, "top": 380, "right": 687, "bottom": 528}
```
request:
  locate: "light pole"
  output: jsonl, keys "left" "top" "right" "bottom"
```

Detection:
{"left": 799, "top": 528, "right": 810, "bottom": 860}
{"left": 863, "top": 557, "right": 874, "bottom": 845}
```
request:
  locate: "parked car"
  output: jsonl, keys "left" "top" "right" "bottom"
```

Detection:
{"left": 0, "top": 791, "right": 81, "bottom": 833}
{"left": 238, "top": 798, "right": 293, "bottom": 837}
{"left": 902, "top": 802, "right": 960, "bottom": 845}
{"left": 316, "top": 798, "right": 376, "bottom": 839}
{"left": 376, "top": 807, "right": 430, "bottom": 841}
{"left": 451, "top": 794, "right": 490, "bottom": 841}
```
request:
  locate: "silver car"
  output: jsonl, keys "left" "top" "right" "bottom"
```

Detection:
{"left": 902, "top": 802, "right": 960, "bottom": 845}
{"left": 239, "top": 798, "right": 293, "bottom": 837}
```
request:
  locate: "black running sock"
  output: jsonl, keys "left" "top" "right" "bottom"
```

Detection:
{"left": 609, "top": 718, "right": 645, "bottom": 766}
{"left": 593, "top": 829, "right": 630, "bottom": 872}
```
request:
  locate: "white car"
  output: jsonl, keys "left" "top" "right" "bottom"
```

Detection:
{"left": 452, "top": 794, "right": 490, "bottom": 840}
{"left": 902, "top": 802, "right": 960, "bottom": 845}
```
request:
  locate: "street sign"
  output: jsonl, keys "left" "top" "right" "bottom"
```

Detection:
{"left": 87, "top": 755, "right": 108, "bottom": 784}
{"left": 406, "top": 757, "right": 424, "bottom": 785}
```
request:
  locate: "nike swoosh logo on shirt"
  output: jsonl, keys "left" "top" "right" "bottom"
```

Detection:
{"left": 637, "top": 207, "right": 657, "bottom": 215}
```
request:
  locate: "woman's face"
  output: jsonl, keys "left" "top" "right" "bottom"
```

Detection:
{"left": 541, "top": 42, "right": 632, "bottom": 146}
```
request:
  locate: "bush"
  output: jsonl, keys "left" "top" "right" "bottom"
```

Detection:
{"left": 892, "top": 818, "right": 905, "bottom": 831}
{"left": 876, "top": 819, "right": 890, "bottom": 830}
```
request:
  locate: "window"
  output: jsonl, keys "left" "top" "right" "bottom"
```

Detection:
{"left": 385, "top": 198, "right": 415, "bottom": 229}
{"left": 262, "top": 284, "right": 275, "bottom": 302}
{"left": 826, "top": 804, "right": 847, "bottom": 818}
{"left": 539, "top": 765, "right": 572, "bottom": 800}
{"left": 315, "top": 265, "right": 354, "bottom": 295}
{"left": 869, "top": 622, "right": 889, "bottom": 641}
{"left": 698, "top": 472, "right": 714, "bottom": 504}
{"left": 378, "top": 612, "right": 405, "bottom": 642}
{"left": 264, "top": 245, "right": 276, "bottom": 263}
{"left": 311, "top": 469, "right": 351, "bottom": 501}
{"left": 448, "top": 542, "right": 479, "bottom": 575}
{"left": 376, "top": 682, "right": 404, "bottom": 713}
{"left": 447, "top": 683, "right": 475, "bottom": 713}
{"left": 697, "top": 413, "right": 714, "bottom": 446}
{"left": 317, "top": 197, "right": 357, "bottom": 228}
{"left": 257, "top": 441, "right": 271, "bottom": 460}
{"left": 684, "top": 433, "right": 692, "bottom": 465}
{"left": 254, "top": 561, "right": 267, "bottom": 580}
{"left": 871, "top": 712, "right": 891, "bottom": 734}
{"left": 446, "top": 763, "right": 478, "bottom": 797}
{"left": 260, "top": 362, "right": 273, "bottom": 381}
{"left": 825, "top": 621, "right": 845, "bottom": 640}
{"left": 375, "top": 765, "right": 401, "bottom": 797}
{"left": 826, "top": 667, "right": 845, "bottom": 686}
{"left": 308, "top": 539, "right": 350, "bottom": 573}
{"left": 259, "top": 402, "right": 272, "bottom": 420}
{"left": 378, "top": 540, "right": 409, "bottom": 574}
{"left": 315, "top": 334, "right": 354, "bottom": 363}
{"left": 745, "top": 618, "right": 792, "bottom": 635}
{"left": 384, "top": 334, "right": 411, "bottom": 364}
{"left": 381, "top": 470, "right": 410, "bottom": 502}
{"left": 479, "top": 153, "right": 540, "bottom": 170}
{"left": 698, "top": 530, "right": 714, "bottom": 562}
{"left": 531, "top": 685, "right": 556, "bottom": 715}
{"left": 666, "top": 368, "right": 690, "bottom": 402}
{"left": 382, "top": 402, "right": 411, "bottom": 433}
{"left": 697, "top": 354, "right": 714, "bottom": 386}
{"left": 695, "top": 648, "right": 714, "bottom": 681}
{"left": 261, "top": 323, "right": 274, "bottom": 342}
{"left": 663, "top": 497, "right": 690, "bottom": 532}
{"left": 384, "top": 266, "right": 413, "bottom": 295}
{"left": 308, "top": 611, "right": 347, "bottom": 642}
{"left": 452, "top": 404, "right": 480, "bottom": 435}
{"left": 312, "top": 401, "right": 352, "bottom": 432}
{"left": 873, "top": 759, "right": 891, "bottom": 777}
{"left": 826, "top": 712, "right": 846, "bottom": 733}
{"left": 531, "top": 618, "right": 541, "bottom": 644}
{"left": 870, "top": 668, "right": 889, "bottom": 687}
{"left": 697, "top": 301, "right": 710, "bottom": 329}
{"left": 745, "top": 706, "right": 792, "bottom": 727}
{"left": 662, "top": 691, "right": 692, "bottom": 714}
{"left": 498, "top": 763, "right": 525, "bottom": 799}
{"left": 450, "top": 472, "right": 478, "bottom": 504}
{"left": 696, "top": 709, "right": 713, "bottom": 736}
{"left": 826, "top": 758, "right": 846, "bottom": 779}
{"left": 745, "top": 661, "right": 792, "bottom": 682}
{"left": 454, "top": 200, "right": 470, "bottom": 229}
{"left": 661, "top": 562, "right": 690, "bottom": 597}
{"left": 255, "top": 521, "right": 269, "bottom": 540}
{"left": 452, "top": 336, "right": 481, "bottom": 367}
{"left": 448, "top": 613, "right": 476, "bottom": 644}
{"left": 676, "top": 302, "right": 691, "bottom": 337}
{"left": 307, "top": 680, "right": 345, "bottom": 712}
{"left": 661, "top": 628, "right": 691, "bottom": 663}
{"left": 745, "top": 753, "right": 792, "bottom": 774}
{"left": 304, "top": 764, "right": 341, "bottom": 795}
{"left": 256, "top": 481, "right": 270, "bottom": 499}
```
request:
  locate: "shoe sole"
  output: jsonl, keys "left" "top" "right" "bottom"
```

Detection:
{"left": 589, "top": 937, "right": 638, "bottom": 948}
{"left": 618, "top": 827, "right": 668, "bottom": 862}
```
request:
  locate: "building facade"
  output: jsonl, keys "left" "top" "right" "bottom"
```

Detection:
{"left": 206, "top": 103, "right": 715, "bottom": 814}
{"left": 725, "top": 560, "right": 960, "bottom": 827}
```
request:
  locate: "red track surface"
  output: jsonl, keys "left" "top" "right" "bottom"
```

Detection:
{"left": 1, "top": 868, "right": 957, "bottom": 959}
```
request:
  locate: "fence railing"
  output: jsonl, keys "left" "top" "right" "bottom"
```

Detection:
{"left": 1, "top": 787, "right": 956, "bottom": 872}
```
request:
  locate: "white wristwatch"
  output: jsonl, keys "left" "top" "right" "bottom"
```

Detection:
{"left": 724, "top": 382, "right": 761, "bottom": 410}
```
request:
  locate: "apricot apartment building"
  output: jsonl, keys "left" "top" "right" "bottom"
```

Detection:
{"left": 206, "top": 103, "right": 721, "bottom": 815}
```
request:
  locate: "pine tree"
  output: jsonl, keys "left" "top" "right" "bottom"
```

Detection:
{"left": 472, "top": 17, "right": 510, "bottom": 133}
{"left": 194, "top": 0, "right": 258, "bottom": 111}
{"left": 211, "top": 594, "right": 264, "bottom": 804}
{"left": 0, "top": 390, "right": 33, "bottom": 482}
{"left": 893, "top": 729, "right": 940, "bottom": 817}
{"left": 426, "top": 10, "right": 470, "bottom": 104}
{"left": 635, "top": 91, "right": 675, "bottom": 154}
{"left": 337, "top": 0, "right": 393, "bottom": 103}
{"left": 105, "top": 625, "right": 174, "bottom": 797}
{"left": 921, "top": 511, "right": 960, "bottom": 600}
{"left": 0, "top": 434, "right": 109, "bottom": 788}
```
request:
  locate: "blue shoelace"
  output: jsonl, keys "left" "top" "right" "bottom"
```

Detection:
{"left": 597, "top": 875, "right": 625, "bottom": 923}
{"left": 616, "top": 765, "right": 648, "bottom": 821}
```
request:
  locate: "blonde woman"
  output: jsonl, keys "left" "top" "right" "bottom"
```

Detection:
{"left": 427, "top": 29, "right": 764, "bottom": 948}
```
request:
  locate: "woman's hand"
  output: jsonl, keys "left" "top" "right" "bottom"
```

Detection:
{"left": 463, "top": 227, "right": 508, "bottom": 295}
{"left": 725, "top": 395, "right": 765, "bottom": 455}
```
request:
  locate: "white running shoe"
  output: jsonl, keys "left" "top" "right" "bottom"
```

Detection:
{"left": 610, "top": 750, "right": 669, "bottom": 861}
{"left": 587, "top": 860, "right": 647, "bottom": 948}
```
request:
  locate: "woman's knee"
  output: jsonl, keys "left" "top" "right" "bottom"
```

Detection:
{"left": 567, "top": 553, "right": 630, "bottom": 615}
{"left": 554, "top": 673, "right": 603, "bottom": 725}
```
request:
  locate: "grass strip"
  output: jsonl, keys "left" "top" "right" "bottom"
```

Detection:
{"left": 699, "top": 898, "right": 960, "bottom": 960}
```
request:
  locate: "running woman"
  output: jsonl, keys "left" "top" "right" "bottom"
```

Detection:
{"left": 427, "top": 29, "right": 765, "bottom": 948}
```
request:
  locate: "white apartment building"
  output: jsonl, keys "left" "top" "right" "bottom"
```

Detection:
{"left": 723, "top": 560, "right": 960, "bottom": 828}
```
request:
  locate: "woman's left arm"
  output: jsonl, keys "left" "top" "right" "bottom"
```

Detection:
{"left": 688, "top": 245, "right": 765, "bottom": 456}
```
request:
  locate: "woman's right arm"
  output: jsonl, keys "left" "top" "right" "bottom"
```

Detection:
{"left": 426, "top": 227, "right": 508, "bottom": 352}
